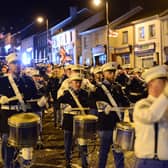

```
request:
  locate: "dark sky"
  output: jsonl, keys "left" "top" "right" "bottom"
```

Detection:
{"left": 0, "top": 0, "right": 168, "bottom": 34}
{"left": 0, "top": 0, "right": 88, "bottom": 33}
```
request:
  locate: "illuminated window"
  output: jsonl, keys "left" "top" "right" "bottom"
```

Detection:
{"left": 122, "top": 31, "right": 128, "bottom": 44}
{"left": 138, "top": 26, "right": 145, "bottom": 40}
{"left": 149, "top": 24, "right": 156, "bottom": 39}
{"left": 164, "top": 20, "right": 168, "bottom": 34}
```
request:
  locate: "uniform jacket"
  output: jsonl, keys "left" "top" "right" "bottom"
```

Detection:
{"left": 134, "top": 94, "right": 168, "bottom": 160}
{"left": 58, "top": 88, "right": 90, "bottom": 131}
{"left": 90, "top": 80, "right": 130, "bottom": 130}
{"left": 0, "top": 74, "right": 40, "bottom": 133}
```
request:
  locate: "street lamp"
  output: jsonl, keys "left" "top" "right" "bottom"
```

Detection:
{"left": 36, "top": 16, "right": 49, "bottom": 62}
{"left": 93, "top": 0, "right": 110, "bottom": 62}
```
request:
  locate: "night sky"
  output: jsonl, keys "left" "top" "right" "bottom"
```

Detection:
{"left": 0, "top": 0, "right": 168, "bottom": 34}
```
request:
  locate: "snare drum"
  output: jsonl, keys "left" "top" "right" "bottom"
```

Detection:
{"left": 113, "top": 122, "right": 135, "bottom": 151}
{"left": 8, "top": 113, "right": 40, "bottom": 147}
{"left": 73, "top": 115, "right": 98, "bottom": 139}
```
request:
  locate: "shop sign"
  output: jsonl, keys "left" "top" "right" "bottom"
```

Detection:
{"left": 113, "top": 45, "right": 132, "bottom": 54}
{"left": 134, "top": 42, "right": 155, "bottom": 56}
{"left": 92, "top": 45, "right": 106, "bottom": 56}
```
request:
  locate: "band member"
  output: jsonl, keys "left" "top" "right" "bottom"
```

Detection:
{"left": 90, "top": 62, "right": 130, "bottom": 168}
{"left": 0, "top": 53, "right": 47, "bottom": 168}
{"left": 57, "top": 73, "right": 90, "bottom": 168}
{"left": 57, "top": 64, "right": 95, "bottom": 99}
{"left": 92, "top": 66, "right": 103, "bottom": 85}
{"left": 134, "top": 65, "right": 168, "bottom": 168}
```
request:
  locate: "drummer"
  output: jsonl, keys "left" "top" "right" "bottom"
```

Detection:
{"left": 133, "top": 65, "right": 168, "bottom": 168}
{"left": 90, "top": 62, "right": 130, "bottom": 168}
{"left": 57, "top": 73, "right": 90, "bottom": 168}
{"left": 0, "top": 53, "right": 48, "bottom": 168}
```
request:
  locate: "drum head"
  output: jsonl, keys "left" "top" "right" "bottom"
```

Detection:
{"left": 8, "top": 112, "right": 40, "bottom": 127}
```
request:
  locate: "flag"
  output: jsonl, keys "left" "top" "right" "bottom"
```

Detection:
{"left": 47, "top": 39, "right": 53, "bottom": 47}
{"left": 109, "top": 29, "right": 118, "bottom": 37}
{"left": 59, "top": 46, "right": 72, "bottom": 64}
{"left": 0, "top": 33, "right": 4, "bottom": 39}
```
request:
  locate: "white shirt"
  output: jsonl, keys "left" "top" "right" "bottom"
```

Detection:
{"left": 133, "top": 94, "right": 168, "bottom": 160}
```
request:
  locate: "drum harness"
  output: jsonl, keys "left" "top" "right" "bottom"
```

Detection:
{"left": 100, "top": 84, "right": 121, "bottom": 120}
{"left": 66, "top": 88, "right": 85, "bottom": 115}
{"left": 7, "top": 74, "right": 27, "bottom": 112}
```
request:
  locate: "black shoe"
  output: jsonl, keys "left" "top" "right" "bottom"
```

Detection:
{"left": 66, "top": 160, "right": 72, "bottom": 168}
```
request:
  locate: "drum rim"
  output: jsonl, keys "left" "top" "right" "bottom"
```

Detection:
{"left": 74, "top": 114, "right": 98, "bottom": 120}
{"left": 8, "top": 112, "right": 40, "bottom": 125}
{"left": 116, "top": 122, "right": 134, "bottom": 130}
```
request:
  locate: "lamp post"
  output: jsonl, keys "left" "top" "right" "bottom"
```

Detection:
{"left": 93, "top": 0, "right": 110, "bottom": 62}
{"left": 36, "top": 16, "right": 49, "bottom": 62}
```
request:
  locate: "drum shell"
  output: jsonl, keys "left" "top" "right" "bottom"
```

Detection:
{"left": 114, "top": 122, "right": 135, "bottom": 151}
{"left": 73, "top": 115, "right": 98, "bottom": 139}
{"left": 8, "top": 113, "right": 40, "bottom": 147}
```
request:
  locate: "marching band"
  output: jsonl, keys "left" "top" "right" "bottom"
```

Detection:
{"left": 1, "top": 52, "right": 168, "bottom": 168}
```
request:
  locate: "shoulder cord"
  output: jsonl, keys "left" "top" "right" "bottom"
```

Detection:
{"left": 8, "top": 74, "right": 26, "bottom": 112}
{"left": 68, "top": 88, "right": 85, "bottom": 115}
{"left": 101, "top": 84, "right": 121, "bottom": 119}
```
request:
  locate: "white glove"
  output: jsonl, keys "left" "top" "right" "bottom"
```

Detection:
{"left": 163, "top": 83, "right": 168, "bottom": 97}
{"left": 63, "top": 104, "right": 72, "bottom": 112}
{"left": 0, "top": 96, "right": 9, "bottom": 104}
{"left": 104, "top": 104, "right": 112, "bottom": 115}
{"left": 37, "top": 96, "right": 48, "bottom": 107}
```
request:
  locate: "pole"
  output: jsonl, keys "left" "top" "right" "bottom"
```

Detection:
{"left": 46, "top": 18, "right": 49, "bottom": 63}
{"left": 106, "top": 0, "right": 110, "bottom": 62}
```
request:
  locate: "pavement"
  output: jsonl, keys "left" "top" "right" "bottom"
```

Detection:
{"left": 0, "top": 108, "right": 136, "bottom": 168}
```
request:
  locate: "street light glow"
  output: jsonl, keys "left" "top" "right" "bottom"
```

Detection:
{"left": 36, "top": 17, "right": 44, "bottom": 23}
{"left": 93, "top": 0, "right": 101, "bottom": 6}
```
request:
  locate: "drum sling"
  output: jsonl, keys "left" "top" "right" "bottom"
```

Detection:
{"left": 8, "top": 74, "right": 26, "bottom": 112}
{"left": 101, "top": 84, "right": 121, "bottom": 119}
{"left": 68, "top": 88, "right": 85, "bottom": 115}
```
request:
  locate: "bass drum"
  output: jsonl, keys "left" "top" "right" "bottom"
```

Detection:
{"left": 8, "top": 112, "right": 40, "bottom": 147}
{"left": 113, "top": 122, "right": 135, "bottom": 151}
{"left": 73, "top": 114, "right": 98, "bottom": 139}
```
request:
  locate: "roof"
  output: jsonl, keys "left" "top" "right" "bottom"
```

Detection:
{"left": 50, "top": 8, "right": 94, "bottom": 35}
{"left": 116, "top": 7, "right": 168, "bottom": 29}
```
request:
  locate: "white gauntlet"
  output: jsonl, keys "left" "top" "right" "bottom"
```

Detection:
{"left": 0, "top": 96, "right": 9, "bottom": 104}
{"left": 37, "top": 96, "right": 48, "bottom": 107}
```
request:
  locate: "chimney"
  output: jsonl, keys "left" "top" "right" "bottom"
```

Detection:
{"left": 69, "top": 6, "right": 77, "bottom": 18}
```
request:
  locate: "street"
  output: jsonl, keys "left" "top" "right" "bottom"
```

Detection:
{"left": 0, "top": 108, "right": 136, "bottom": 168}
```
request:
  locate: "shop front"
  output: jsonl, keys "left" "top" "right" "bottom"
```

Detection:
{"left": 111, "top": 45, "right": 132, "bottom": 67}
{"left": 134, "top": 42, "right": 156, "bottom": 68}
{"left": 92, "top": 45, "right": 107, "bottom": 66}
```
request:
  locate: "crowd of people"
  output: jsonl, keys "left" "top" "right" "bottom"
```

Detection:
{"left": 1, "top": 52, "right": 168, "bottom": 168}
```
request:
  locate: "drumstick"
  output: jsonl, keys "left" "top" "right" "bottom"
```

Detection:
{"left": 8, "top": 96, "right": 18, "bottom": 102}
{"left": 26, "top": 99, "right": 39, "bottom": 103}
{"left": 70, "top": 108, "right": 90, "bottom": 111}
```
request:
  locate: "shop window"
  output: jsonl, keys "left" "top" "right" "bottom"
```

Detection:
{"left": 94, "top": 54, "right": 106, "bottom": 65}
{"left": 122, "top": 54, "right": 130, "bottom": 64}
{"left": 83, "top": 37, "right": 89, "bottom": 49}
{"left": 122, "top": 31, "right": 128, "bottom": 44}
{"left": 138, "top": 26, "right": 145, "bottom": 40}
{"left": 142, "top": 57, "right": 153, "bottom": 68}
{"left": 149, "top": 24, "right": 156, "bottom": 39}
{"left": 70, "top": 31, "right": 73, "bottom": 42}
